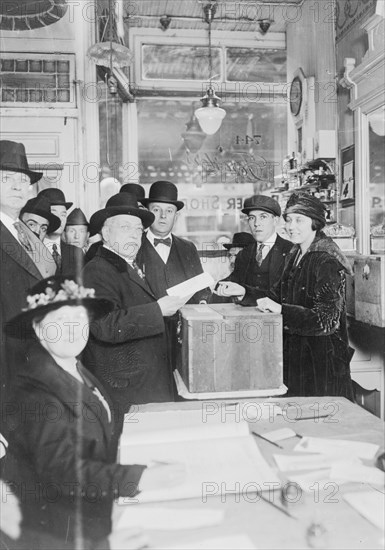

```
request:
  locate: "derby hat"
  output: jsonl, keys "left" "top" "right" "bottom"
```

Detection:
{"left": 38, "top": 188, "right": 73, "bottom": 209}
{"left": 0, "top": 140, "right": 42, "bottom": 184}
{"left": 20, "top": 196, "right": 61, "bottom": 234}
{"left": 89, "top": 193, "right": 155, "bottom": 235}
{"left": 66, "top": 208, "right": 89, "bottom": 227}
{"left": 120, "top": 183, "right": 146, "bottom": 201}
{"left": 5, "top": 275, "right": 113, "bottom": 338}
{"left": 241, "top": 195, "right": 281, "bottom": 217}
{"left": 222, "top": 232, "right": 255, "bottom": 250}
{"left": 141, "top": 181, "right": 184, "bottom": 211}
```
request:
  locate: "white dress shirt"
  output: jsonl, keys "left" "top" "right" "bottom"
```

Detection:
{"left": 146, "top": 228, "right": 173, "bottom": 264}
{"left": 44, "top": 236, "right": 62, "bottom": 255}
{"left": 258, "top": 232, "right": 278, "bottom": 262}
{"left": 0, "top": 210, "right": 20, "bottom": 242}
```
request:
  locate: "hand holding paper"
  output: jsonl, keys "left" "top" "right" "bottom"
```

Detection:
{"left": 214, "top": 281, "right": 245, "bottom": 297}
{"left": 166, "top": 272, "right": 214, "bottom": 299}
{"left": 157, "top": 295, "right": 193, "bottom": 317}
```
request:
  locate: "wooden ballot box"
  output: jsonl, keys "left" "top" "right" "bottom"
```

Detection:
{"left": 176, "top": 304, "right": 284, "bottom": 395}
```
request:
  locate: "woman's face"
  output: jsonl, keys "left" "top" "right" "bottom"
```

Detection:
{"left": 285, "top": 213, "right": 316, "bottom": 248}
{"left": 33, "top": 305, "right": 89, "bottom": 359}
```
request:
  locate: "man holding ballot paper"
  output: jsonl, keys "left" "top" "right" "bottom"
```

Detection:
{"left": 82, "top": 192, "right": 193, "bottom": 414}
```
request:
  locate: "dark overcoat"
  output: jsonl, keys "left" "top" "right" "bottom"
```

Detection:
{"left": 224, "top": 233, "right": 293, "bottom": 305}
{"left": 1, "top": 344, "right": 145, "bottom": 548}
{"left": 136, "top": 233, "right": 211, "bottom": 303}
{"left": 58, "top": 241, "right": 85, "bottom": 278}
{"left": 269, "top": 233, "right": 354, "bottom": 399}
{"left": 0, "top": 222, "right": 42, "bottom": 425}
{"left": 82, "top": 247, "right": 173, "bottom": 411}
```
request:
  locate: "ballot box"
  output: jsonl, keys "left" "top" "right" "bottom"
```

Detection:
{"left": 176, "top": 304, "right": 285, "bottom": 396}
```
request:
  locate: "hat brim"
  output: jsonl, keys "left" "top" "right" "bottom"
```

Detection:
{"left": 222, "top": 242, "right": 252, "bottom": 250}
{"left": 241, "top": 206, "right": 280, "bottom": 216}
{"left": 5, "top": 297, "right": 113, "bottom": 339}
{"left": 51, "top": 201, "right": 73, "bottom": 209}
{"left": 0, "top": 165, "right": 42, "bottom": 184}
{"left": 141, "top": 198, "right": 184, "bottom": 211}
{"left": 89, "top": 205, "right": 155, "bottom": 235}
{"left": 22, "top": 208, "right": 61, "bottom": 234}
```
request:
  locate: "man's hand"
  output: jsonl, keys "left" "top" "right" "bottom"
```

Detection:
{"left": 157, "top": 295, "right": 193, "bottom": 317}
{"left": 256, "top": 297, "right": 282, "bottom": 313}
{"left": 214, "top": 281, "right": 246, "bottom": 298}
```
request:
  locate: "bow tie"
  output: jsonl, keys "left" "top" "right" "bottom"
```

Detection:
{"left": 154, "top": 237, "right": 172, "bottom": 247}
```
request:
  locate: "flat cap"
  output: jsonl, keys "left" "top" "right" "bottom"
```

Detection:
{"left": 241, "top": 195, "right": 281, "bottom": 217}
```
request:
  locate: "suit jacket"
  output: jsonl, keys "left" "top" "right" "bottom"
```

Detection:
{"left": 225, "top": 234, "right": 293, "bottom": 306}
{"left": 2, "top": 344, "right": 145, "bottom": 547}
{"left": 82, "top": 246, "right": 173, "bottom": 411}
{"left": 58, "top": 241, "right": 85, "bottom": 278}
{"left": 136, "top": 233, "right": 211, "bottom": 303}
{"left": 0, "top": 222, "right": 42, "bottom": 419}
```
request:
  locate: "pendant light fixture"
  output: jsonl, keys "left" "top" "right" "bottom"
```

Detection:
{"left": 194, "top": 2, "right": 226, "bottom": 135}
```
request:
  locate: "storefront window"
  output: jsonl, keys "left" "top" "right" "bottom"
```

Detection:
{"left": 369, "top": 109, "right": 385, "bottom": 253}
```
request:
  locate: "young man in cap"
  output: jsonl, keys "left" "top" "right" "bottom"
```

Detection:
{"left": 0, "top": 140, "right": 57, "bottom": 417}
{"left": 82, "top": 193, "right": 191, "bottom": 413}
{"left": 63, "top": 207, "right": 90, "bottom": 252}
{"left": 37, "top": 188, "right": 84, "bottom": 276}
{"left": 215, "top": 195, "right": 292, "bottom": 305}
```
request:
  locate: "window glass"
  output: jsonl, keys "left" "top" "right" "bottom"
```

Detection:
{"left": 226, "top": 48, "right": 286, "bottom": 82}
{"left": 369, "top": 110, "right": 385, "bottom": 253}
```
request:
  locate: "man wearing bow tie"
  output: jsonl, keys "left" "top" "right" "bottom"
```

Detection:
{"left": 137, "top": 180, "right": 210, "bottom": 304}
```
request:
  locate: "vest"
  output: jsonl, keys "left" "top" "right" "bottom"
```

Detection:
{"left": 141, "top": 241, "right": 189, "bottom": 299}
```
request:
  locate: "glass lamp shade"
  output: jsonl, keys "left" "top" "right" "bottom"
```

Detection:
{"left": 194, "top": 105, "right": 226, "bottom": 135}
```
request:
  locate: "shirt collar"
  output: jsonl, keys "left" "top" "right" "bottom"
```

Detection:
{"left": 146, "top": 228, "right": 173, "bottom": 244}
{"left": 103, "top": 243, "right": 134, "bottom": 265}
{"left": 0, "top": 210, "right": 18, "bottom": 228}
{"left": 262, "top": 232, "right": 277, "bottom": 246}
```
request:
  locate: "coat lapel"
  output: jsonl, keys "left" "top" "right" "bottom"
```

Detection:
{"left": 0, "top": 221, "right": 42, "bottom": 280}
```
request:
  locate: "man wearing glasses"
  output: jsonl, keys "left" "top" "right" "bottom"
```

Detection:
{"left": 215, "top": 195, "right": 292, "bottom": 305}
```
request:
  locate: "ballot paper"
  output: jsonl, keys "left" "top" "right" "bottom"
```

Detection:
{"left": 156, "top": 534, "right": 256, "bottom": 550}
{"left": 294, "top": 436, "right": 379, "bottom": 460}
{"left": 166, "top": 272, "right": 215, "bottom": 298}
{"left": 344, "top": 490, "right": 385, "bottom": 531}
{"left": 287, "top": 468, "right": 348, "bottom": 491}
{"left": 262, "top": 428, "right": 298, "bottom": 442}
{"left": 330, "top": 462, "right": 385, "bottom": 486}
{"left": 273, "top": 453, "right": 359, "bottom": 472}
{"left": 115, "top": 507, "right": 225, "bottom": 531}
{"left": 119, "top": 408, "right": 281, "bottom": 503}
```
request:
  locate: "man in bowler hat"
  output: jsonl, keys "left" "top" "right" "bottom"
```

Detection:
{"left": 0, "top": 140, "right": 57, "bottom": 421}
{"left": 20, "top": 196, "right": 61, "bottom": 241}
{"left": 223, "top": 231, "right": 255, "bottom": 273}
{"left": 215, "top": 195, "right": 292, "bottom": 305}
{"left": 64, "top": 207, "right": 90, "bottom": 252}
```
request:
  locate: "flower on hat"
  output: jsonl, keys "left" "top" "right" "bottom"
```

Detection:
{"left": 25, "top": 280, "right": 95, "bottom": 311}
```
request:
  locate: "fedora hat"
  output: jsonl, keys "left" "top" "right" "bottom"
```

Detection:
{"left": 66, "top": 208, "right": 89, "bottom": 227}
{"left": 0, "top": 140, "right": 42, "bottom": 184}
{"left": 5, "top": 276, "right": 113, "bottom": 338}
{"left": 20, "top": 196, "right": 61, "bottom": 234}
{"left": 38, "top": 188, "right": 73, "bottom": 209}
{"left": 141, "top": 181, "right": 184, "bottom": 211}
{"left": 222, "top": 232, "right": 255, "bottom": 250}
{"left": 120, "top": 183, "right": 146, "bottom": 201}
{"left": 241, "top": 195, "right": 281, "bottom": 217}
{"left": 89, "top": 193, "right": 155, "bottom": 235}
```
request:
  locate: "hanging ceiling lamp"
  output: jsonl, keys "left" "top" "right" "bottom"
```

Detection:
{"left": 194, "top": 2, "right": 226, "bottom": 135}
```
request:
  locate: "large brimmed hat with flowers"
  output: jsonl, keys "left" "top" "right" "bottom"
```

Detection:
{"left": 5, "top": 276, "right": 113, "bottom": 338}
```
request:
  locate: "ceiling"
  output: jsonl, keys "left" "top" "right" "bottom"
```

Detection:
{"left": 99, "top": 0, "right": 304, "bottom": 34}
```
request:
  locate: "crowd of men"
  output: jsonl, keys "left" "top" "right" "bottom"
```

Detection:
{"left": 1, "top": 139, "right": 290, "bottom": 421}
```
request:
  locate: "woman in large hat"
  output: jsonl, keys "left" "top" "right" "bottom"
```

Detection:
{"left": 257, "top": 192, "right": 354, "bottom": 399}
{"left": 2, "top": 276, "right": 184, "bottom": 549}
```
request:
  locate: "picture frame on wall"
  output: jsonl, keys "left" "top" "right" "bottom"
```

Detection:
{"left": 340, "top": 145, "right": 355, "bottom": 201}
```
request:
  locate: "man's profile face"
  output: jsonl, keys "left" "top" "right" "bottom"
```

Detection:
{"left": 247, "top": 209, "right": 279, "bottom": 243}
{"left": 102, "top": 214, "right": 143, "bottom": 260}
{"left": 50, "top": 205, "right": 67, "bottom": 235}
{"left": 21, "top": 212, "right": 49, "bottom": 240}
{"left": 65, "top": 225, "right": 89, "bottom": 249}
{"left": 0, "top": 171, "right": 30, "bottom": 215}
{"left": 148, "top": 202, "right": 178, "bottom": 237}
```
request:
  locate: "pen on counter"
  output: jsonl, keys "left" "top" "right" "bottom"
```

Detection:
{"left": 295, "top": 413, "right": 330, "bottom": 421}
{"left": 259, "top": 491, "right": 296, "bottom": 519}
{"left": 251, "top": 431, "right": 284, "bottom": 449}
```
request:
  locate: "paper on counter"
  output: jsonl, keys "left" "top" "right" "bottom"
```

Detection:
{"left": 274, "top": 453, "right": 359, "bottom": 472}
{"left": 330, "top": 462, "right": 385, "bottom": 487}
{"left": 116, "top": 507, "right": 225, "bottom": 532}
{"left": 157, "top": 534, "right": 256, "bottom": 549}
{"left": 167, "top": 272, "right": 215, "bottom": 298}
{"left": 262, "top": 428, "right": 297, "bottom": 442}
{"left": 287, "top": 468, "right": 349, "bottom": 491}
{"left": 344, "top": 490, "right": 385, "bottom": 531}
{"left": 294, "top": 436, "right": 379, "bottom": 460}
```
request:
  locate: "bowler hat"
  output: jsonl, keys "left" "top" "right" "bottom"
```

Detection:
{"left": 120, "top": 183, "right": 146, "bottom": 201}
{"left": 141, "top": 181, "right": 184, "bottom": 211}
{"left": 20, "top": 196, "right": 61, "bottom": 234}
{"left": 38, "top": 188, "right": 73, "bottom": 209}
{"left": 5, "top": 276, "right": 113, "bottom": 338}
{"left": 241, "top": 195, "right": 281, "bottom": 217}
{"left": 222, "top": 232, "right": 255, "bottom": 250}
{"left": 66, "top": 208, "right": 89, "bottom": 227}
{"left": 89, "top": 193, "right": 155, "bottom": 235}
{"left": 0, "top": 140, "right": 42, "bottom": 184}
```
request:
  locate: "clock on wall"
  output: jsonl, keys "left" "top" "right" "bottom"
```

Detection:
{"left": 289, "top": 76, "right": 303, "bottom": 116}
